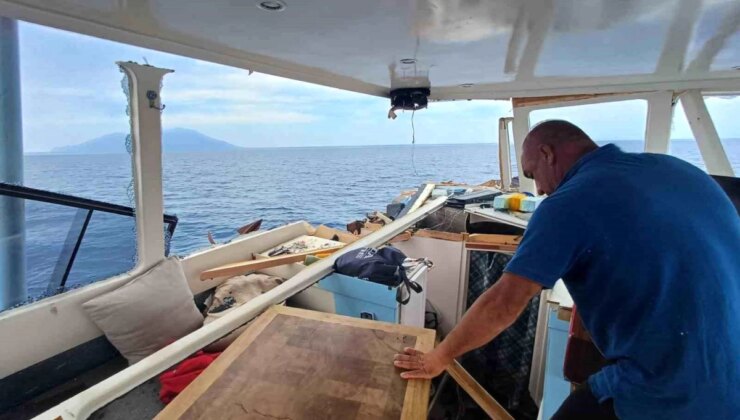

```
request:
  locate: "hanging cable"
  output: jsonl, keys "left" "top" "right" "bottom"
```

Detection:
{"left": 411, "top": 109, "right": 419, "bottom": 176}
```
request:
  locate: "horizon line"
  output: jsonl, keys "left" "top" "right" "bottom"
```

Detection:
{"left": 25, "top": 137, "right": 740, "bottom": 154}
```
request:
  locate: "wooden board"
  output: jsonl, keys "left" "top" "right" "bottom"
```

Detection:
{"left": 465, "top": 234, "right": 522, "bottom": 252}
{"left": 511, "top": 92, "right": 645, "bottom": 108}
{"left": 413, "top": 229, "right": 467, "bottom": 242}
{"left": 157, "top": 306, "right": 436, "bottom": 420}
{"left": 200, "top": 246, "right": 344, "bottom": 280}
{"left": 446, "top": 361, "right": 513, "bottom": 420}
{"left": 313, "top": 225, "right": 361, "bottom": 244}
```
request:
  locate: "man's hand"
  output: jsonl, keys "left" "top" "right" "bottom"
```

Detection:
{"left": 392, "top": 273, "right": 542, "bottom": 381}
{"left": 393, "top": 347, "right": 450, "bottom": 379}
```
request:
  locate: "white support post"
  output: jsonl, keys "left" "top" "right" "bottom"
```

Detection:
{"left": 0, "top": 17, "right": 25, "bottom": 309}
{"left": 680, "top": 90, "right": 734, "bottom": 176}
{"left": 512, "top": 107, "right": 536, "bottom": 194}
{"left": 498, "top": 117, "right": 514, "bottom": 190}
{"left": 644, "top": 91, "right": 674, "bottom": 154}
{"left": 118, "top": 62, "right": 173, "bottom": 270}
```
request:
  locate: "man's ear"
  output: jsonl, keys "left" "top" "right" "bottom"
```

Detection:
{"left": 540, "top": 144, "right": 555, "bottom": 165}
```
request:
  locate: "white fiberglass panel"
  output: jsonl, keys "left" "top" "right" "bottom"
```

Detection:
{"left": 686, "top": 1, "right": 740, "bottom": 72}
{"left": 2, "top": 0, "right": 740, "bottom": 97}
{"left": 535, "top": 0, "right": 674, "bottom": 77}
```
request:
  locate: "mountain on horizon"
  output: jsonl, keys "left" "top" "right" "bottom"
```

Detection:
{"left": 51, "top": 128, "right": 242, "bottom": 154}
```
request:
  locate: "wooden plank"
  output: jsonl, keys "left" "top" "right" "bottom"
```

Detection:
{"left": 466, "top": 234, "right": 522, "bottom": 246}
{"left": 156, "top": 306, "right": 436, "bottom": 420}
{"left": 557, "top": 306, "right": 573, "bottom": 322}
{"left": 414, "top": 229, "right": 467, "bottom": 242}
{"left": 466, "top": 234, "right": 522, "bottom": 252}
{"left": 511, "top": 92, "right": 645, "bottom": 109}
{"left": 389, "top": 230, "right": 413, "bottom": 243}
{"left": 364, "top": 222, "right": 384, "bottom": 232}
{"left": 313, "top": 225, "right": 361, "bottom": 244}
{"left": 200, "top": 246, "right": 344, "bottom": 280}
{"left": 446, "top": 360, "right": 514, "bottom": 420}
{"left": 154, "top": 307, "right": 281, "bottom": 420}
{"left": 465, "top": 242, "right": 518, "bottom": 252}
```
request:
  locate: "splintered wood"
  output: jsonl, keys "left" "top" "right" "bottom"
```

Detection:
{"left": 157, "top": 306, "right": 435, "bottom": 420}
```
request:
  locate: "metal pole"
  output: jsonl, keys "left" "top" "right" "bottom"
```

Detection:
{"left": 0, "top": 17, "right": 26, "bottom": 310}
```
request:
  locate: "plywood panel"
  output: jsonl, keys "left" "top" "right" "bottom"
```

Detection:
{"left": 157, "top": 306, "right": 435, "bottom": 420}
{"left": 394, "top": 237, "right": 467, "bottom": 335}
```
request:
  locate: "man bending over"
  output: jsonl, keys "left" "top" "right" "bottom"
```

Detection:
{"left": 394, "top": 120, "right": 740, "bottom": 419}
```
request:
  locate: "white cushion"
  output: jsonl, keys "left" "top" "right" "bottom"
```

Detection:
{"left": 202, "top": 274, "right": 284, "bottom": 352}
{"left": 82, "top": 257, "right": 203, "bottom": 364}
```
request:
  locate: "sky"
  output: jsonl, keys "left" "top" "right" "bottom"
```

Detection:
{"left": 16, "top": 21, "right": 740, "bottom": 153}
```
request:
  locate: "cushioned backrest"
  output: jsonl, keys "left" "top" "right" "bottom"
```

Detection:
{"left": 82, "top": 257, "right": 203, "bottom": 364}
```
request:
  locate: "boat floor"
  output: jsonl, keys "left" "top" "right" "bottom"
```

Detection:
{"left": 0, "top": 357, "right": 130, "bottom": 420}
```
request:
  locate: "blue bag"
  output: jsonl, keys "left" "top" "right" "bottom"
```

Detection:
{"left": 333, "top": 246, "right": 422, "bottom": 305}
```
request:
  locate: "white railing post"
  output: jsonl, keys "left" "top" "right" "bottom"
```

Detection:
{"left": 117, "top": 62, "right": 173, "bottom": 270}
{"left": 512, "top": 107, "right": 536, "bottom": 194}
{"left": 498, "top": 117, "right": 514, "bottom": 190}
{"left": 644, "top": 91, "right": 674, "bottom": 154}
{"left": 680, "top": 90, "right": 734, "bottom": 176}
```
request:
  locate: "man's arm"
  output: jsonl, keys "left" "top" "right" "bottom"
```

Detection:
{"left": 394, "top": 272, "right": 542, "bottom": 379}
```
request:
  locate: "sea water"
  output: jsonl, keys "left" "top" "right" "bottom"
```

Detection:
{"left": 16, "top": 141, "right": 740, "bottom": 298}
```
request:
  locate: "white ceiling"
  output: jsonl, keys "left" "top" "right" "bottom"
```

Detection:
{"left": 1, "top": 0, "right": 739, "bottom": 99}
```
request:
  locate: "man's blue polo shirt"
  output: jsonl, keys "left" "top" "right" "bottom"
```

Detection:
{"left": 505, "top": 144, "right": 740, "bottom": 419}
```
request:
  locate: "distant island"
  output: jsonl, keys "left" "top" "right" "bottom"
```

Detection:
{"left": 51, "top": 128, "right": 242, "bottom": 154}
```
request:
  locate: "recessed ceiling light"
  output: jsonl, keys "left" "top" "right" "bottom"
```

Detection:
{"left": 257, "top": 0, "right": 286, "bottom": 12}
{"left": 460, "top": 83, "right": 474, "bottom": 88}
{"left": 400, "top": 58, "right": 417, "bottom": 65}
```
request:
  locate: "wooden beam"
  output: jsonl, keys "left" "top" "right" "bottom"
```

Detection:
{"left": 465, "top": 243, "right": 518, "bottom": 252}
{"left": 313, "top": 225, "right": 360, "bottom": 244}
{"left": 447, "top": 360, "right": 514, "bottom": 420}
{"left": 200, "top": 246, "right": 344, "bottom": 280}
{"left": 512, "top": 92, "right": 645, "bottom": 109}
{"left": 414, "top": 229, "right": 467, "bottom": 242}
{"left": 467, "top": 234, "right": 522, "bottom": 246}
{"left": 465, "top": 234, "right": 522, "bottom": 252}
{"left": 389, "top": 230, "right": 413, "bottom": 243}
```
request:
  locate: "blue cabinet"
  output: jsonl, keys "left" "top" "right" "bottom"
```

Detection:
{"left": 317, "top": 272, "right": 399, "bottom": 323}
{"left": 312, "top": 266, "right": 428, "bottom": 327}
{"left": 541, "top": 308, "right": 572, "bottom": 419}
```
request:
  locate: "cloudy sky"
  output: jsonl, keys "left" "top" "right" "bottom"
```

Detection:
{"left": 17, "top": 21, "right": 740, "bottom": 153}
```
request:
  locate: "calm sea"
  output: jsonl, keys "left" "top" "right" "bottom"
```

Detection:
{"left": 16, "top": 140, "right": 740, "bottom": 298}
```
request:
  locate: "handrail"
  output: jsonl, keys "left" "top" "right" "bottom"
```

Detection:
{"left": 0, "top": 182, "right": 177, "bottom": 224}
{"left": 0, "top": 182, "right": 178, "bottom": 296}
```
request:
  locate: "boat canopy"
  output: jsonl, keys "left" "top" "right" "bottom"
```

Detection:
{"left": 1, "top": 0, "right": 739, "bottom": 99}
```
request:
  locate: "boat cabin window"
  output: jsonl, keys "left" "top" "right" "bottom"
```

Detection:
{"left": 158, "top": 83, "right": 512, "bottom": 254}
{"left": 527, "top": 96, "right": 739, "bottom": 177}
{"left": 0, "top": 23, "right": 145, "bottom": 311}
{"left": 529, "top": 99, "right": 648, "bottom": 152}
{"left": 668, "top": 96, "right": 740, "bottom": 173}
{"left": 704, "top": 96, "right": 740, "bottom": 172}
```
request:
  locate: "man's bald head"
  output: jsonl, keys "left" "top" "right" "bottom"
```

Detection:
{"left": 525, "top": 120, "right": 594, "bottom": 149}
{"left": 521, "top": 120, "right": 598, "bottom": 195}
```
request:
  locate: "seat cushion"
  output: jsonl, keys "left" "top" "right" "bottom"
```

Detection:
{"left": 202, "top": 273, "right": 283, "bottom": 352}
{"left": 82, "top": 257, "right": 203, "bottom": 364}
